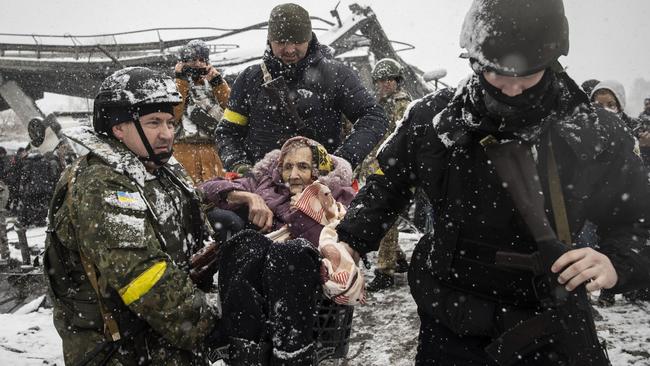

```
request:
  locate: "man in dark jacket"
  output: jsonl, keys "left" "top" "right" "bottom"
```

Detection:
{"left": 337, "top": 0, "right": 650, "bottom": 365}
{"left": 215, "top": 3, "right": 387, "bottom": 175}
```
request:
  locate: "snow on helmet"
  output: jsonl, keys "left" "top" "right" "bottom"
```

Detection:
{"left": 93, "top": 67, "right": 181, "bottom": 135}
{"left": 179, "top": 39, "right": 210, "bottom": 62}
{"left": 372, "top": 58, "right": 403, "bottom": 81}
{"left": 460, "top": 0, "right": 569, "bottom": 76}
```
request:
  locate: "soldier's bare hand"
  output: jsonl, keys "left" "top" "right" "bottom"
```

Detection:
{"left": 551, "top": 247, "right": 618, "bottom": 292}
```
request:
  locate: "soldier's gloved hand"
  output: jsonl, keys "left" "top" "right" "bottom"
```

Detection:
{"left": 232, "top": 163, "right": 253, "bottom": 177}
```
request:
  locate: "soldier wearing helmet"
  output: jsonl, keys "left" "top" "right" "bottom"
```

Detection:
{"left": 173, "top": 39, "right": 231, "bottom": 184}
{"left": 44, "top": 67, "right": 221, "bottom": 365}
{"left": 361, "top": 58, "right": 412, "bottom": 292}
{"left": 337, "top": 0, "right": 650, "bottom": 364}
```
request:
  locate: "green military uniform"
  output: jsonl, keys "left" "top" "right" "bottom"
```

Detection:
{"left": 357, "top": 89, "right": 411, "bottom": 276}
{"left": 44, "top": 128, "right": 218, "bottom": 365}
{"left": 357, "top": 90, "right": 411, "bottom": 180}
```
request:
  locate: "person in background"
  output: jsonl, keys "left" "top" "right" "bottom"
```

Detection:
{"left": 5, "top": 147, "right": 26, "bottom": 215}
{"left": 215, "top": 3, "right": 387, "bottom": 176}
{"left": 590, "top": 80, "right": 650, "bottom": 164}
{"left": 636, "top": 96, "right": 650, "bottom": 164}
{"left": 359, "top": 58, "right": 412, "bottom": 292}
{"left": 590, "top": 81, "right": 650, "bottom": 304}
{"left": 173, "top": 39, "right": 230, "bottom": 184}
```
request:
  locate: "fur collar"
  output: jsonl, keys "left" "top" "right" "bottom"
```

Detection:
{"left": 251, "top": 149, "right": 353, "bottom": 191}
{"left": 65, "top": 126, "right": 182, "bottom": 187}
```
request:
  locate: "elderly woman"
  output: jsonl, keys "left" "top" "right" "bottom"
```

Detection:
{"left": 201, "top": 136, "right": 355, "bottom": 242}
{"left": 200, "top": 136, "right": 361, "bottom": 365}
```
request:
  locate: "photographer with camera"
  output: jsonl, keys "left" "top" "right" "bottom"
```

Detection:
{"left": 173, "top": 39, "right": 231, "bottom": 184}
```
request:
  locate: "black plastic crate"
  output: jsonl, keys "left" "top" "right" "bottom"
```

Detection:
{"left": 314, "top": 298, "right": 354, "bottom": 364}
{"left": 207, "top": 297, "right": 355, "bottom": 365}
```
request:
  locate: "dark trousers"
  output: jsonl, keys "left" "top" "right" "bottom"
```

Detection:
{"left": 218, "top": 230, "right": 321, "bottom": 365}
{"left": 416, "top": 310, "right": 569, "bottom": 366}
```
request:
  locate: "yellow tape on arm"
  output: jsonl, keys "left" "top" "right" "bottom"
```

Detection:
{"left": 374, "top": 167, "right": 384, "bottom": 175}
{"left": 119, "top": 261, "right": 167, "bottom": 305}
{"left": 223, "top": 109, "right": 249, "bottom": 126}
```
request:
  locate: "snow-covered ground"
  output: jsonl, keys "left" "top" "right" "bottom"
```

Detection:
{"left": 1, "top": 230, "right": 649, "bottom": 365}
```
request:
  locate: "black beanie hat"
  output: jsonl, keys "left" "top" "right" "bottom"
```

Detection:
{"left": 267, "top": 3, "right": 312, "bottom": 43}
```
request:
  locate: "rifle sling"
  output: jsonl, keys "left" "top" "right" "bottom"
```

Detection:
{"left": 546, "top": 140, "right": 572, "bottom": 245}
{"left": 78, "top": 253, "right": 121, "bottom": 342}
{"left": 61, "top": 159, "right": 121, "bottom": 342}
{"left": 259, "top": 61, "right": 309, "bottom": 134}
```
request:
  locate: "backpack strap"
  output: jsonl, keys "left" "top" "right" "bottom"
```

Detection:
{"left": 61, "top": 158, "right": 122, "bottom": 342}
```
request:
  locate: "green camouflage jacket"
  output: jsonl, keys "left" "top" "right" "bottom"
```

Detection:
{"left": 357, "top": 89, "right": 412, "bottom": 180}
{"left": 44, "top": 128, "right": 218, "bottom": 365}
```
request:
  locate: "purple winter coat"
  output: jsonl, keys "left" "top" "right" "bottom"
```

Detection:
{"left": 200, "top": 149, "right": 356, "bottom": 242}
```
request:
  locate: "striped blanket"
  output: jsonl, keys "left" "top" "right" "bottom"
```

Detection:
{"left": 267, "top": 181, "right": 366, "bottom": 305}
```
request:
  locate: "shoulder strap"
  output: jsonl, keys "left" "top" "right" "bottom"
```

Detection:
{"left": 78, "top": 253, "right": 122, "bottom": 341}
{"left": 64, "top": 158, "right": 122, "bottom": 342}
{"left": 546, "top": 140, "right": 572, "bottom": 245}
{"left": 260, "top": 61, "right": 273, "bottom": 83}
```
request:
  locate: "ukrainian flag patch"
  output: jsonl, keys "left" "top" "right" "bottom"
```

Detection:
{"left": 105, "top": 191, "right": 147, "bottom": 211}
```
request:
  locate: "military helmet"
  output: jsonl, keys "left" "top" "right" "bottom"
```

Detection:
{"left": 372, "top": 58, "right": 403, "bottom": 81}
{"left": 179, "top": 39, "right": 210, "bottom": 62}
{"left": 93, "top": 67, "right": 181, "bottom": 135}
{"left": 460, "top": 0, "right": 569, "bottom": 76}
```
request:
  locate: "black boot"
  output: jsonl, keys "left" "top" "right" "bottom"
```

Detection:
{"left": 366, "top": 271, "right": 394, "bottom": 292}
{"left": 228, "top": 337, "right": 272, "bottom": 366}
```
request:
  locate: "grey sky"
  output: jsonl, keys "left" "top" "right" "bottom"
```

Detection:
{"left": 3, "top": 0, "right": 650, "bottom": 113}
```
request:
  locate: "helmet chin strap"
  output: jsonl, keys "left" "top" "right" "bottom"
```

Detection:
{"left": 131, "top": 114, "right": 173, "bottom": 167}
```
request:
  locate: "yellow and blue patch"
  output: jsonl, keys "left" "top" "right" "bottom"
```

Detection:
{"left": 105, "top": 191, "right": 147, "bottom": 211}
